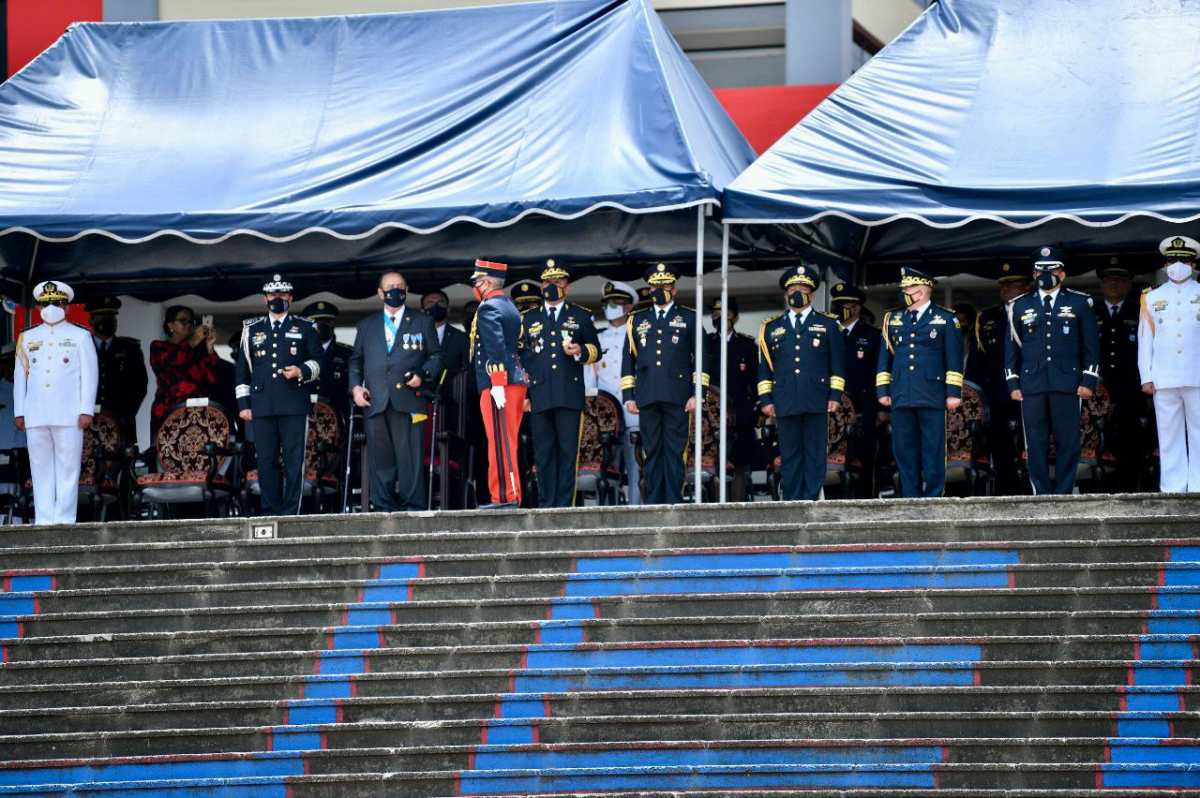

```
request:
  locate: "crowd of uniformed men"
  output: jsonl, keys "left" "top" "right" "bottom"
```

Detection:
{"left": 9, "top": 235, "right": 1200, "bottom": 524}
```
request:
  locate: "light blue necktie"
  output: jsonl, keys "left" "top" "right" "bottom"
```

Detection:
{"left": 384, "top": 312, "right": 400, "bottom": 352}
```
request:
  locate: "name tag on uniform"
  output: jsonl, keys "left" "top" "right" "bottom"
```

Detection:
{"left": 1057, "top": 307, "right": 1076, "bottom": 319}
{"left": 669, "top": 317, "right": 687, "bottom": 329}
{"left": 285, "top": 332, "right": 302, "bottom": 339}
{"left": 930, "top": 316, "right": 947, "bottom": 325}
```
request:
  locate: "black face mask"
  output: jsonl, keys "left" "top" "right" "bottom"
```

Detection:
{"left": 316, "top": 323, "right": 334, "bottom": 343}
{"left": 542, "top": 284, "right": 562, "bottom": 303}
{"left": 651, "top": 287, "right": 670, "bottom": 306}
{"left": 427, "top": 303, "right": 448, "bottom": 322}
{"left": 383, "top": 288, "right": 407, "bottom": 308}
{"left": 787, "top": 291, "right": 811, "bottom": 309}
{"left": 267, "top": 298, "right": 289, "bottom": 314}
{"left": 1036, "top": 272, "right": 1061, "bottom": 291}
{"left": 93, "top": 318, "right": 116, "bottom": 338}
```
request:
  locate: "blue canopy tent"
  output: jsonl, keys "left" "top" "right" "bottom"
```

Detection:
{"left": 0, "top": 0, "right": 763, "bottom": 302}
{"left": 709, "top": 0, "right": 1200, "bottom": 499}
{"left": 722, "top": 0, "right": 1200, "bottom": 282}
{"left": 0, "top": 0, "right": 763, "bottom": 500}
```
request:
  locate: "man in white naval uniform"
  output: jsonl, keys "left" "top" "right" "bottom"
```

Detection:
{"left": 584, "top": 280, "right": 641, "bottom": 504}
{"left": 13, "top": 281, "right": 98, "bottom": 525}
{"left": 1139, "top": 236, "right": 1200, "bottom": 493}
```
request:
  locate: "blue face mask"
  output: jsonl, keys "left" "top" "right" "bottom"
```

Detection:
{"left": 267, "top": 297, "right": 289, "bottom": 314}
{"left": 1036, "top": 272, "right": 1060, "bottom": 291}
{"left": 384, "top": 288, "right": 406, "bottom": 308}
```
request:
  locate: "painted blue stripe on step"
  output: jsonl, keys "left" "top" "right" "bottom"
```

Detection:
{"left": 1125, "top": 692, "right": 1182, "bottom": 711}
{"left": 4, "top": 576, "right": 52, "bottom": 593}
{"left": 472, "top": 744, "right": 945, "bottom": 770}
{"left": 344, "top": 608, "right": 391, "bottom": 626}
{"left": 497, "top": 698, "right": 545, "bottom": 718}
{"left": 1139, "top": 641, "right": 1194, "bottom": 660}
{"left": 378, "top": 563, "right": 422, "bottom": 580}
{"left": 315, "top": 652, "right": 365, "bottom": 675}
{"left": 484, "top": 722, "right": 536, "bottom": 744}
{"left": 539, "top": 625, "right": 586, "bottom": 644}
{"left": 1104, "top": 770, "right": 1200, "bottom": 789}
{"left": 547, "top": 600, "right": 595, "bottom": 620}
{"left": 513, "top": 666, "right": 974, "bottom": 693}
{"left": 0, "top": 597, "right": 34, "bottom": 615}
{"left": 1130, "top": 667, "right": 1190, "bottom": 686}
{"left": 0, "top": 622, "right": 17, "bottom": 638}
{"left": 330, "top": 630, "right": 377, "bottom": 650}
{"left": 0, "top": 756, "right": 303, "bottom": 787}
{"left": 563, "top": 571, "right": 1010, "bottom": 596}
{"left": 0, "top": 784, "right": 288, "bottom": 798}
{"left": 459, "top": 769, "right": 935, "bottom": 794}
{"left": 359, "top": 584, "right": 409, "bottom": 603}
{"left": 1109, "top": 744, "right": 1200, "bottom": 765}
{"left": 271, "top": 729, "right": 322, "bottom": 751}
{"left": 1145, "top": 616, "right": 1200, "bottom": 634}
{"left": 1116, "top": 720, "right": 1172, "bottom": 737}
{"left": 286, "top": 702, "right": 336, "bottom": 725}
{"left": 1154, "top": 592, "right": 1200, "bottom": 610}
{"left": 300, "top": 677, "right": 353, "bottom": 699}
{"left": 573, "top": 550, "right": 1018, "bottom": 574}
{"left": 527, "top": 644, "right": 982, "bottom": 670}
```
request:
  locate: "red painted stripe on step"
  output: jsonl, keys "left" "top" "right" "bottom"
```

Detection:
{"left": 336, "top": 701, "right": 344, "bottom": 724}
{"left": 1095, "top": 763, "right": 1104, "bottom": 789}
{"left": 418, "top": 561, "right": 426, "bottom": 578}
{"left": 320, "top": 731, "right": 328, "bottom": 750}
{"left": 454, "top": 770, "right": 463, "bottom": 795}
{"left": 1126, "top": 665, "right": 1136, "bottom": 688}
{"left": 1170, "top": 719, "right": 1177, "bottom": 737}
{"left": 1133, "top": 639, "right": 1142, "bottom": 662}
{"left": 493, "top": 696, "right": 502, "bottom": 718}
{"left": 1, "top": 576, "right": 9, "bottom": 592}
{"left": 932, "top": 767, "right": 940, "bottom": 789}
{"left": 532, "top": 623, "right": 542, "bottom": 645}
{"left": 378, "top": 628, "right": 386, "bottom": 648}
{"left": 357, "top": 585, "right": 365, "bottom": 604}
{"left": 264, "top": 729, "right": 273, "bottom": 752}
{"left": 340, "top": 609, "right": 349, "bottom": 626}
{"left": 544, "top": 697, "right": 552, "bottom": 718}
{"left": 281, "top": 704, "right": 289, "bottom": 725}
{"left": 407, "top": 582, "right": 416, "bottom": 602}
{"left": 593, "top": 602, "right": 601, "bottom": 619}
{"left": 303, "top": 754, "right": 311, "bottom": 775}
{"left": 520, "top": 649, "right": 529, "bottom": 669}
{"left": 532, "top": 723, "right": 541, "bottom": 744}
{"left": 350, "top": 677, "right": 358, "bottom": 698}
{"left": 508, "top": 672, "right": 516, "bottom": 693}
{"left": 325, "top": 632, "right": 333, "bottom": 650}
{"left": 296, "top": 682, "right": 305, "bottom": 700}
{"left": 363, "top": 654, "right": 372, "bottom": 674}
{"left": 972, "top": 669, "right": 981, "bottom": 687}
{"left": 941, "top": 747, "right": 950, "bottom": 762}
{"left": 1118, "top": 689, "right": 1128, "bottom": 712}
{"left": 312, "top": 656, "right": 322, "bottom": 675}
{"left": 480, "top": 722, "right": 489, "bottom": 745}
{"left": 1, "top": 645, "right": 7, "bottom": 664}
{"left": 16, "top": 622, "right": 23, "bottom": 639}
{"left": 50, "top": 575, "right": 57, "bottom": 591}
{"left": 285, "top": 782, "right": 294, "bottom": 798}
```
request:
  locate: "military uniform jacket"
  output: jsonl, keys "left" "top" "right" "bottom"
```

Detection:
{"left": 470, "top": 291, "right": 527, "bottom": 389}
{"left": 14, "top": 321, "right": 98, "bottom": 428}
{"left": 316, "top": 340, "right": 353, "bottom": 415}
{"left": 235, "top": 315, "right": 323, "bottom": 417}
{"left": 1095, "top": 297, "right": 1141, "bottom": 399}
{"left": 706, "top": 330, "right": 759, "bottom": 429}
{"left": 973, "top": 304, "right": 1013, "bottom": 404}
{"left": 757, "top": 309, "right": 845, "bottom": 416}
{"left": 1138, "top": 279, "right": 1200, "bottom": 390}
{"left": 1004, "top": 289, "right": 1100, "bottom": 396}
{"left": 876, "top": 304, "right": 965, "bottom": 409}
{"left": 621, "top": 304, "right": 710, "bottom": 406}
{"left": 585, "top": 324, "right": 639, "bottom": 428}
{"left": 94, "top": 335, "right": 148, "bottom": 422}
{"left": 520, "top": 303, "right": 600, "bottom": 412}
{"left": 840, "top": 320, "right": 881, "bottom": 416}
{"left": 349, "top": 310, "right": 442, "bottom": 417}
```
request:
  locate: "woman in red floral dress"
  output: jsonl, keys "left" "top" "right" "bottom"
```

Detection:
{"left": 149, "top": 305, "right": 219, "bottom": 438}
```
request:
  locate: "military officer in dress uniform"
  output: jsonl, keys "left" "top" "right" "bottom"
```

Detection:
{"left": 1139, "top": 236, "right": 1200, "bottom": 493}
{"left": 973, "top": 262, "right": 1034, "bottom": 495}
{"left": 1094, "top": 258, "right": 1145, "bottom": 492}
{"left": 235, "top": 274, "right": 324, "bottom": 516}
{"left": 14, "top": 281, "right": 98, "bottom": 525}
{"left": 301, "top": 301, "right": 353, "bottom": 424}
{"left": 510, "top": 280, "right": 544, "bottom": 315}
{"left": 585, "top": 280, "right": 642, "bottom": 504}
{"left": 470, "top": 259, "right": 528, "bottom": 508}
{"left": 830, "top": 282, "right": 882, "bottom": 498}
{"left": 707, "top": 296, "right": 759, "bottom": 501}
{"left": 622, "top": 263, "right": 709, "bottom": 505}
{"left": 758, "top": 265, "right": 846, "bottom": 501}
{"left": 518, "top": 260, "right": 601, "bottom": 507}
{"left": 1005, "top": 247, "right": 1100, "bottom": 495}
{"left": 86, "top": 296, "right": 148, "bottom": 446}
{"left": 876, "top": 267, "right": 965, "bottom": 498}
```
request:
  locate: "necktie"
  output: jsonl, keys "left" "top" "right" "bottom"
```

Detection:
{"left": 908, "top": 310, "right": 918, "bottom": 324}
{"left": 1109, "top": 304, "right": 1118, "bottom": 320}
{"left": 1043, "top": 295, "right": 1053, "bottom": 316}
{"left": 551, "top": 307, "right": 558, "bottom": 324}
{"left": 272, "top": 320, "right": 281, "bottom": 332}
{"left": 657, "top": 310, "right": 665, "bottom": 322}
{"left": 384, "top": 313, "right": 399, "bottom": 352}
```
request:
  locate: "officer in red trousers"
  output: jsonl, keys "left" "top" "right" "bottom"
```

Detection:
{"left": 468, "top": 259, "right": 528, "bottom": 508}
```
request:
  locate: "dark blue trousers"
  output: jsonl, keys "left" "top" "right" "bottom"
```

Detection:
{"left": 640, "top": 402, "right": 687, "bottom": 505}
{"left": 891, "top": 407, "right": 945, "bottom": 498}
{"left": 1021, "top": 391, "right": 1081, "bottom": 495}
{"left": 776, "top": 412, "right": 828, "bottom": 501}
{"left": 365, "top": 408, "right": 427, "bottom": 512}
{"left": 531, "top": 408, "right": 583, "bottom": 508}
{"left": 252, "top": 413, "right": 308, "bottom": 516}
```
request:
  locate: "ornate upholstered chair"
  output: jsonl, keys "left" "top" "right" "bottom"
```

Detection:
{"left": 243, "top": 400, "right": 340, "bottom": 514}
{"left": 945, "top": 381, "right": 993, "bottom": 495}
{"left": 823, "top": 393, "right": 859, "bottom": 498}
{"left": 576, "top": 390, "right": 624, "bottom": 505}
{"left": 135, "top": 399, "right": 240, "bottom": 518}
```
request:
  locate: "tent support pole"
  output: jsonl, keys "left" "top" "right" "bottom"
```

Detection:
{"left": 718, "top": 224, "right": 730, "bottom": 503}
{"left": 23, "top": 238, "right": 40, "bottom": 331}
{"left": 693, "top": 205, "right": 705, "bottom": 504}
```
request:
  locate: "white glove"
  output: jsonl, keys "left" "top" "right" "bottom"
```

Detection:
{"left": 490, "top": 385, "right": 507, "bottom": 409}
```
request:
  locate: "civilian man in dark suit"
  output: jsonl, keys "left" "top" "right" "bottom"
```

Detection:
{"left": 349, "top": 271, "right": 442, "bottom": 512}
{"left": 707, "top": 296, "right": 759, "bottom": 500}
{"left": 421, "top": 290, "right": 469, "bottom": 395}
{"left": 830, "top": 283, "right": 882, "bottom": 497}
{"left": 1094, "top": 258, "right": 1145, "bottom": 492}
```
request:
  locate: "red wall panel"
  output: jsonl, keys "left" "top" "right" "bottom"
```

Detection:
{"left": 6, "top": 0, "right": 102, "bottom": 77}
{"left": 714, "top": 83, "right": 839, "bottom": 154}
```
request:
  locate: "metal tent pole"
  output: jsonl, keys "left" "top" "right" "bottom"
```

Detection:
{"left": 718, "top": 224, "right": 730, "bottom": 503}
{"left": 692, "top": 205, "right": 705, "bottom": 504}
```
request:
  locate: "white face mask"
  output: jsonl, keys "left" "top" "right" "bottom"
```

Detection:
{"left": 604, "top": 303, "right": 626, "bottom": 321}
{"left": 40, "top": 304, "right": 65, "bottom": 324}
{"left": 1166, "top": 261, "right": 1194, "bottom": 282}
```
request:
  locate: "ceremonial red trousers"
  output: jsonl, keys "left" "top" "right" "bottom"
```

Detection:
{"left": 479, "top": 385, "right": 526, "bottom": 506}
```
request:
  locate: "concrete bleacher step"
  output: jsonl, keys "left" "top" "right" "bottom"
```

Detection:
{"left": 8, "top": 608, "right": 1195, "bottom": 662}
{"left": 5, "top": 683, "right": 1190, "bottom": 734}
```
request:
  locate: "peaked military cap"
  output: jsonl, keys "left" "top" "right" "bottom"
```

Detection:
{"left": 779, "top": 263, "right": 819, "bottom": 291}
{"left": 1160, "top": 236, "right": 1200, "bottom": 260}
{"left": 1033, "top": 246, "right": 1066, "bottom": 271}
{"left": 540, "top": 259, "right": 570, "bottom": 282}
{"left": 601, "top": 280, "right": 637, "bottom": 303}
{"left": 510, "top": 279, "right": 543, "bottom": 311}
{"left": 996, "top": 261, "right": 1030, "bottom": 284}
{"left": 470, "top": 259, "right": 509, "bottom": 283}
{"left": 262, "top": 273, "right": 293, "bottom": 293}
{"left": 898, "top": 266, "right": 935, "bottom": 288}
{"left": 86, "top": 296, "right": 122, "bottom": 315}
{"left": 33, "top": 281, "right": 73, "bottom": 303}
{"left": 645, "top": 262, "right": 678, "bottom": 286}
{"left": 829, "top": 282, "right": 866, "bottom": 304}
{"left": 1097, "top": 256, "right": 1132, "bottom": 281}
{"left": 301, "top": 301, "right": 339, "bottom": 320}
